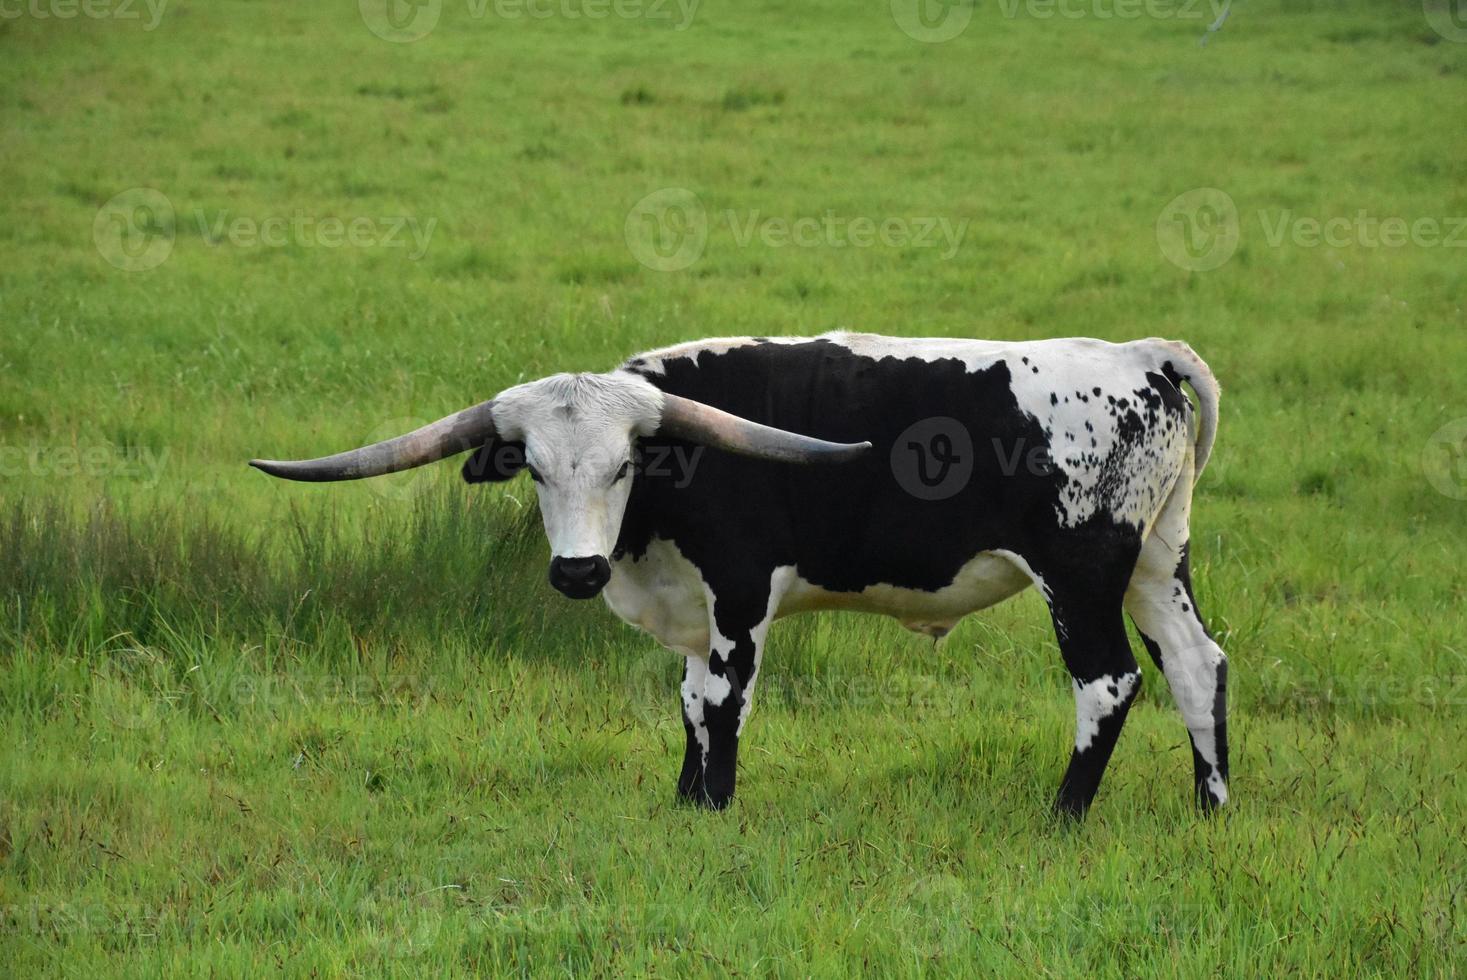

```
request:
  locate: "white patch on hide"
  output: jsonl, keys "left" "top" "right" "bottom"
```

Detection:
{"left": 1072, "top": 671, "right": 1140, "bottom": 753}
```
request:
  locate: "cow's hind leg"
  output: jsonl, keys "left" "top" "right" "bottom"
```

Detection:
{"left": 1124, "top": 475, "right": 1230, "bottom": 811}
{"left": 1048, "top": 589, "right": 1142, "bottom": 819}
{"left": 1014, "top": 535, "right": 1145, "bottom": 820}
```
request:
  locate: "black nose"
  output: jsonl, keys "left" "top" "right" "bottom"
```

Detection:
{"left": 548, "top": 555, "right": 611, "bottom": 599}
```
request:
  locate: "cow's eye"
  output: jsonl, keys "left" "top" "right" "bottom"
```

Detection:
{"left": 526, "top": 464, "right": 544, "bottom": 484}
{"left": 613, "top": 460, "right": 631, "bottom": 483}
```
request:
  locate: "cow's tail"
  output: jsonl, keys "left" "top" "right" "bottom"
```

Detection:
{"left": 1152, "top": 339, "right": 1220, "bottom": 483}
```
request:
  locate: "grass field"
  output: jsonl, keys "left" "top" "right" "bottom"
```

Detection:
{"left": 3, "top": 0, "right": 1466, "bottom": 974}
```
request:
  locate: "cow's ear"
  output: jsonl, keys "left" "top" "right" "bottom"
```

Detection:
{"left": 462, "top": 437, "right": 526, "bottom": 483}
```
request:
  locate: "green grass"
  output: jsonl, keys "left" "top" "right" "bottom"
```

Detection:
{"left": 2, "top": 0, "right": 1466, "bottom": 974}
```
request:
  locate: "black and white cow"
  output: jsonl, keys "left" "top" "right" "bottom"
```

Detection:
{"left": 251, "top": 332, "right": 1228, "bottom": 818}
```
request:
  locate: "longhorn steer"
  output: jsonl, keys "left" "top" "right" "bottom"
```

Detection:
{"left": 251, "top": 332, "right": 1229, "bottom": 818}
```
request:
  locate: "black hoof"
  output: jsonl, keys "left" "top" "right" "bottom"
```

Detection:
{"left": 1195, "top": 784, "right": 1227, "bottom": 815}
{"left": 676, "top": 772, "right": 704, "bottom": 801}
{"left": 699, "top": 791, "right": 733, "bottom": 811}
{"left": 1051, "top": 795, "right": 1090, "bottom": 823}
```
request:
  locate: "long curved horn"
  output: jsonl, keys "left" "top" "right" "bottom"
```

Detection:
{"left": 250, "top": 400, "right": 497, "bottom": 482}
{"left": 658, "top": 393, "right": 871, "bottom": 464}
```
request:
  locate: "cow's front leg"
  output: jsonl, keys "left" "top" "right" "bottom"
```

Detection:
{"left": 676, "top": 656, "right": 709, "bottom": 801}
{"left": 695, "top": 578, "right": 780, "bottom": 810}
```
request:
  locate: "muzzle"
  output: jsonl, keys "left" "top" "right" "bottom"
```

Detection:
{"left": 548, "top": 555, "right": 611, "bottom": 599}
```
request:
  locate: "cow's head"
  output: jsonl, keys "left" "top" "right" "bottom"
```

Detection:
{"left": 249, "top": 371, "right": 869, "bottom": 600}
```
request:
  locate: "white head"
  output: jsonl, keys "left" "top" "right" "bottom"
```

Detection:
{"left": 474, "top": 373, "right": 661, "bottom": 597}
{"left": 250, "top": 368, "right": 871, "bottom": 600}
